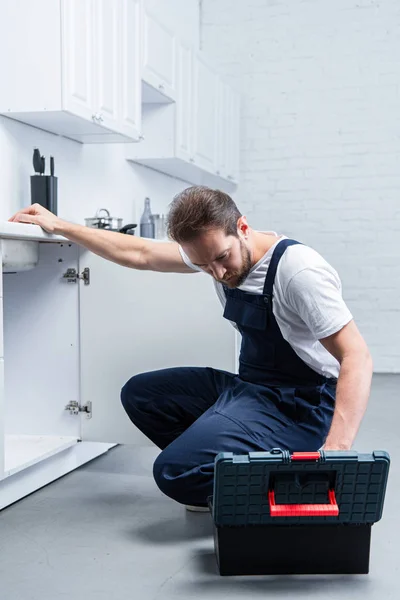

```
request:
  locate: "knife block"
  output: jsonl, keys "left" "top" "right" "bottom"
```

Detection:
{"left": 30, "top": 175, "right": 58, "bottom": 215}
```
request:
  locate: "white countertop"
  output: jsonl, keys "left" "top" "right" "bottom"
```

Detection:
{"left": 0, "top": 221, "right": 66, "bottom": 242}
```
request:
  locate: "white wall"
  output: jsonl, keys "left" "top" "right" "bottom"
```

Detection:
{"left": 145, "top": 0, "right": 200, "bottom": 48}
{"left": 0, "top": 0, "right": 200, "bottom": 227}
{"left": 201, "top": 0, "right": 400, "bottom": 372}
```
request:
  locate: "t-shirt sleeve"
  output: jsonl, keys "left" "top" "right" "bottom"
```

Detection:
{"left": 178, "top": 245, "right": 203, "bottom": 272}
{"left": 285, "top": 266, "right": 353, "bottom": 339}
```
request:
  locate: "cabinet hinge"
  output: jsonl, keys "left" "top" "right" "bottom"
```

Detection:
{"left": 63, "top": 267, "right": 90, "bottom": 285}
{"left": 65, "top": 400, "right": 92, "bottom": 419}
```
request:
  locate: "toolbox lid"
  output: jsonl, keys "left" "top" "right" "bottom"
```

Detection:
{"left": 211, "top": 449, "right": 390, "bottom": 527}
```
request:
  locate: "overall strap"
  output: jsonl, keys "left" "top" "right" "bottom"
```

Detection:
{"left": 263, "top": 239, "right": 302, "bottom": 296}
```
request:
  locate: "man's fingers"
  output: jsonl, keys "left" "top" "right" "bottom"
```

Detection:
{"left": 9, "top": 206, "right": 39, "bottom": 222}
{"left": 15, "top": 213, "right": 40, "bottom": 225}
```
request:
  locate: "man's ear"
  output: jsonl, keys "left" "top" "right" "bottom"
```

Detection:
{"left": 237, "top": 215, "right": 249, "bottom": 238}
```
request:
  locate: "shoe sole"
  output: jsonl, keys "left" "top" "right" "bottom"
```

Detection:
{"left": 185, "top": 505, "right": 209, "bottom": 512}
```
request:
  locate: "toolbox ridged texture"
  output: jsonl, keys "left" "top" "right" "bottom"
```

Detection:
{"left": 212, "top": 449, "right": 390, "bottom": 526}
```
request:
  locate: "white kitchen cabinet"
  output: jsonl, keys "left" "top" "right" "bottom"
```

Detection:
{"left": 0, "top": 0, "right": 142, "bottom": 143}
{"left": 216, "top": 82, "right": 241, "bottom": 185}
{"left": 0, "top": 236, "right": 84, "bottom": 496}
{"left": 0, "top": 224, "right": 236, "bottom": 509}
{"left": 126, "top": 43, "right": 240, "bottom": 190}
{"left": 226, "top": 88, "right": 241, "bottom": 184}
{"left": 120, "top": 0, "right": 143, "bottom": 139}
{"left": 141, "top": 9, "right": 177, "bottom": 104}
{"left": 175, "top": 42, "right": 194, "bottom": 164}
{"left": 61, "top": 0, "right": 95, "bottom": 125}
{"left": 191, "top": 53, "right": 219, "bottom": 174}
{"left": 216, "top": 81, "right": 229, "bottom": 180}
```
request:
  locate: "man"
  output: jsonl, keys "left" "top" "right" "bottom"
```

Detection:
{"left": 9, "top": 186, "right": 373, "bottom": 511}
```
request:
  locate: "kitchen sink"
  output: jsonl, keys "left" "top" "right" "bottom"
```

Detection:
{"left": 2, "top": 239, "right": 39, "bottom": 272}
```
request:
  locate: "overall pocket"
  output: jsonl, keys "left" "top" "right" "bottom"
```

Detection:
{"left": 223, "top": 295, "right": 268, "bottom": 330}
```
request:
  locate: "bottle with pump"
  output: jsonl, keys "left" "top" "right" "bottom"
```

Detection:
{"left": 140, "top": 197, "right": 155, "bottom": 238}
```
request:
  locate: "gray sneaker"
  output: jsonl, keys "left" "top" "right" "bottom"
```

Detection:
{"left": 185, "top": 504, "right": 210, "bottom": 512}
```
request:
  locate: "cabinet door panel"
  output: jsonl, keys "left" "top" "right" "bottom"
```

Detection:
{"left": 119, "top": 0, "right": 142, "bottom": 138}
{"left": 226, "top": 88, "right": 241, "bottom": 183}
{"left": 216, "top": 79, "right": 228, "bottom": 178}
{"left": 95, "top": 0, "right": 119, "bottom": 127}
{"left": 61, "top": 0, "right": 95, "bottom": 121}
{"left": 192, "top": 55, "right": 218, "bottom": 173}
{"left": 175, "top": 43, "right": 192, "bottom": 162}
{"left": 143, "top": 11, "right": 176, "bottom": 101}
{"left": 79, "top": 252, "right": 236, "bottom": 444}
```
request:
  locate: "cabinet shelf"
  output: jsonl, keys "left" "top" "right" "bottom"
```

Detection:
{"left": 131, "top": 156, "right": 238, "bottom": 190}
{"left": 3, "top": 435, "right": 79, "bottom": 479}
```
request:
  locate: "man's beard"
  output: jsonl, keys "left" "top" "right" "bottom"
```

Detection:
{"left": 219, "top": 239, "right": 252, "bottom": 288}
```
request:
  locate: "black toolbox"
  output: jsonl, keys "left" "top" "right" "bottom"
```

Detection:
{"left": 209, "top": 448, "right": 390, "bottom": 576}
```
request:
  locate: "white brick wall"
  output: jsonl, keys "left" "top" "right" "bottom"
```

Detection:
{"left": 201, "top": 0, "right": 400, "bottom": 372}
{"left": 145, "top": 0, "right": 199, "bottom": 48}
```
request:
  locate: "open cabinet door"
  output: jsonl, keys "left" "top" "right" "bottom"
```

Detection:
{"left": 78, "top": 250, "right": 236, "bottom": 444}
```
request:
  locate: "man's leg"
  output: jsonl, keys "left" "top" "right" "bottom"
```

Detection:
{"left": 120, "top": 366, "right": 237, "bottom": 449}
{"left": 152, "top": 407, "right": 264, "bottom": 507}
{"left": 153, "top": 380, "right": 336, "bottom": 507}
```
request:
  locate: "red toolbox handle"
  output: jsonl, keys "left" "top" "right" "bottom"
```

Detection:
{"left": 291, "top": 452, "right": 321, "bottom": 461}
{"left": 268, "top": 489, "right": 339, "bottom": 517}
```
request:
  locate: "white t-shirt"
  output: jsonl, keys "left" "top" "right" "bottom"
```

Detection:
{"left": 179, "top": 232, "right": 353, "bottom": 379}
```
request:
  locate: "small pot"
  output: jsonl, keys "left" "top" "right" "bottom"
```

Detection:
{"left": 85, "top": 208, "right": 137, "bottom": 235}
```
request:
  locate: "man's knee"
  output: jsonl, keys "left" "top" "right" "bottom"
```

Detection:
{"left": 153, "top": 451, "right": 175, "bottom": 496}
{"left": 153, "top": 451, "right": 188, "bottom": 504}
{"left": 120, "top": 373, "right": 148, "bottom": 417}
{"left": 153, "top": 449, "right": 213, "bottom": 506}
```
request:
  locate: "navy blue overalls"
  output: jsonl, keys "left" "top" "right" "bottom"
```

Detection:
{"left": 121, "top": 239, "right": 337, "bottom": 507}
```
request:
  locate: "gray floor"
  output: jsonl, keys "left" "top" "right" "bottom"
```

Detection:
{"left": 0, "top": 374, "right": 399, "bottom": 600}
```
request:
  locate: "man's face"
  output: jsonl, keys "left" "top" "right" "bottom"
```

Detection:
{"left": 181, "top": 228, "right": 252, "bottom": 288}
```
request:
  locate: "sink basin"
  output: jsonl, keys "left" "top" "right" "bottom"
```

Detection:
{"left": 2, "top": 239, "right": 39, "bottom": 272}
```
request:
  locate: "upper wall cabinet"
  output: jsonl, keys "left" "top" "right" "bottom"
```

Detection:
{"left": 191, "top": 54, "right": 219, "bottom": 174}
{"left": 141, "top": 9, "right": 177, "bottom": 104}
{"left": 0, "top": 0, "right": 142, "bottom": 143}
{"left": 175, "top": 43, "right": 194, "bottom": 164}
{"left": 126, "top": 43, "right": 240, "bottom": 189}
{"left": 218, "top": 82, "right": 241, "bottom": 184}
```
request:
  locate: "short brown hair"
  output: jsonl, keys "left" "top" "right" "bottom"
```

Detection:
{"left": 166, "top": 186, "right": 242, "bottom": 243}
